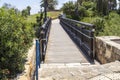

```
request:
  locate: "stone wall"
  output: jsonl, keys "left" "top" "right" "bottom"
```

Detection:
{"left": 95, "top": 36, "right": 120, "bottom": 64}
{"left": 16, "top": 40, "right": 36, "bottom": 80}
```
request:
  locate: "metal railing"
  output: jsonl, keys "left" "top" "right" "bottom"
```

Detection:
{"left": 34, "top": 18, "right": 51, "bottom": 80}
{"left": 39, "top": 18, "right": 52, "bottom": 62}
{"left": 59, "top": 17, "right": 95, "bottom": 62}
{"left": 35, "top": 40, "right": 40, "bottom": 80}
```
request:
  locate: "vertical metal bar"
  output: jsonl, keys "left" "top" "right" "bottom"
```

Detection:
{"left": 36, "top": 40, "right": 38, "bottom": 80}
{"left": 41, "top": 32, "right": 44, "bottom": 61}
{"left": 90, "top": 30, "right": 94, "bottom": 60}
{"left": 36, "top": 40, "right": 41, "bottom": 80}
{"left": 81, "top": 27, "right": 84, "bottom": 45}
{"left": 38, "top": 41, "right": 40, "bottom": 68}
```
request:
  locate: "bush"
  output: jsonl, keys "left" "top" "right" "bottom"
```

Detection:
{"left": 93, "top": 17, "right": 105, "bottom": 36}
{"left": 0, "top": 8, "right": 34, "bottom": 79}
{"left": 62, "top": 1, "right": 80, "bottom": 20}
{"left": 81, "top": 17, "right": 105, "bottom": 36}
{"left": 78, "top": 6, "right": 87, "bottom": 19}
{"left": 62, "top": 1, "right": 75, "bottom": 16}
{"left": 82, "top": 1, "right": 95, "bottom": 10}
{"left": 82, "top": 12, "right": 120, "bottom": 36}
{"left": 103, "top": 12, "right": 120, "bottom": 36}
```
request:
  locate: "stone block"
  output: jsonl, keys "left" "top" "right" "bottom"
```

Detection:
{"left": 95, "top": 36, "right": 120, "bottom": 64}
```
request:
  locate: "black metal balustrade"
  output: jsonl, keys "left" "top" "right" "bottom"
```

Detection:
{"left": 59, "top": 17, "right": 95, "bottom": 62}
{"left": 39, "top": 18, "right": 52, "bottom": 62}
{"left": 34, "top": 18, "right": 51, "bottom": 80}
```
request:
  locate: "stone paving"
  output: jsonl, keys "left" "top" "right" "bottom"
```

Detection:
{"left": 38, "top": 61, "right": 120, "bottom": 80}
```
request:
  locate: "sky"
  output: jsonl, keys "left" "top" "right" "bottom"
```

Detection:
{"left": 0, "top": 0, "right": 119, "bottom": 14}
{"left": 0, "top": 0, "right": 77, "bottom": 14}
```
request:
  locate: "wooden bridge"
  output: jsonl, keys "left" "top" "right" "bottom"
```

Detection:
{"left": 45, "top": 19, "right": 88, "bottom": 63}
{"left": 35, "top": 16, "right": 95, "bottom": 80}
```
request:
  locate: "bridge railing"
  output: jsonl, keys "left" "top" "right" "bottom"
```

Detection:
{"left": 35, "top": 18, "right": 51, "bottom": 80}
{"left": 40, "top": 18, "right": 52, "bottom": 62}
{"left": 35, "top": 40, "right": 40, "bottom": 80}
{"left": 59, "top": 17, "right": 95, "bottom": 61}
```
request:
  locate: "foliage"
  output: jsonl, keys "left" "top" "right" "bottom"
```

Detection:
{"left": 27, "top": 6, "right": 31, "bottom": 15}
{"left": 0, "top": 8, "right": 34, "bottom": 79}
{"left": 35, "top": 12, "right": 44, "bottom": 38}
{"left": 78, "top": 6, "right": 87, "bottom": 18}
{"left": 82, "top": 1, "right": 95, "bottom": 10}
{"left": 81, "top": 12, "right": 120, "bottom": 36}
{"left": 96, "top": 0, "right": 117, "bottom": 16}
{"left": 41, "top": 0, "right": 58, "bottom": 11}
{"left": 62, "top": 1, "right": 96, "bottom": 20}
{"left": 33, "top": 11, "right": 61, "bottom": 38}
{"left": 62, "top": 0, "right": 120, "bottom": 37}
{"left": 103, "top": 12, "right": 120, "bottom": 36}
{"left": 22, "top": 6, "right": 31, "bottom": 17}
{"left": 93, "top": 17, "right": 105, "bottom": 36}
{"left": 81, "top": 17, "right": 105, "bottom": 36}
{"left": 62, "top": 1, "right": 77, "bottom": 19}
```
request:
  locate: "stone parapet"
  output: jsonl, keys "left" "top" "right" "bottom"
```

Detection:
{"left": 95, "top": 36, "right": 120, "bottom": 64}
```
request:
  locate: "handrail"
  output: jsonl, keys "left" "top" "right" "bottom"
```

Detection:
{"left": 39, "top": 18, "right": 52, "bottom": 62}
{"left": 59, "top": 17, "right": 95, "bottom": 62}
{"left": 62, "top": 17, "right": 95, "bottom": 28}
{"left": 35, "top": 40, "right": 40, "bottom": 80}
{"left": 35, "top": 18, "right": 51, "bottom": 80}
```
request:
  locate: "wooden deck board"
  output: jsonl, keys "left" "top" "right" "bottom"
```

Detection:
{"left": 45, "top": 19, "right": 89, "bottom": 63}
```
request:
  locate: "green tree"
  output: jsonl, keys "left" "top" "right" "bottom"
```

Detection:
{"left": 96, "top": 0, "right": 117, "bottom": 16}
{"left": 62, "top": 1, "right": 77, "bottom": 19}
{"left": 22, "top": 6, "right": 31, "bottom": 17}
{"left": 2, "top": 3, "right": 12, "bottom": 9}
{"left": 62, "top": 1, "right": 94, "bottom": 20}
{"left": 77, "top": 0, "right": 83, "bottom": 5}
{"left": 41, "top": 0, "right": 58, "bottom": 11}
{"left": 27, "top": 6, "right": 31, "bottom": 15}
{"left": 22, "top": 9, "right": 28, "bottom": 17}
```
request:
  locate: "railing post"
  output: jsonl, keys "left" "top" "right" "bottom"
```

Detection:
{"left": 36, "top": 40, "right": 40, "bottom": 80}
{"left": 40, "top": 31, "right": 44, "bottom": 62}
{"left": 81, "top": 26, "right": 85, "bottom": 45}
{"left": 89, "top": 29, "right": 94, "bottom": 61}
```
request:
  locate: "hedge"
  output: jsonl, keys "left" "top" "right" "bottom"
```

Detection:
{"left": 0, "top": 8, "right": 34, "bottom": 79}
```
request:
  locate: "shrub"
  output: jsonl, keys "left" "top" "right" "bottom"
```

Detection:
{"left": 81, "top": 17, "right": 105, "bottom": 36}
{"left": 78, "top": 6, "right": 87, "bottom": 18}
{"left": 103, "top": 12, "right": 120, "bottom": 36}
{"left": 0, "top": 8, "right": 34, "bottom": 79}
{"left": 93, "top": 17, "right": 105, "bottom": 36}
{"left": 82, "top": 1, "right": 95, "bottom": 10}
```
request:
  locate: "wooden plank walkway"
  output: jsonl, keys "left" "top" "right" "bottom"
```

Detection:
{"left": 45, "top": 19, "right": 89, "bottom": 63}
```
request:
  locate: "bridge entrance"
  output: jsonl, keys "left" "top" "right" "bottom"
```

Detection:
{"left": 35, "top": 17, "right": 95, "bottom": 80}
{"left": 45, "top": 19, "right": 89, "bottom": 63}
